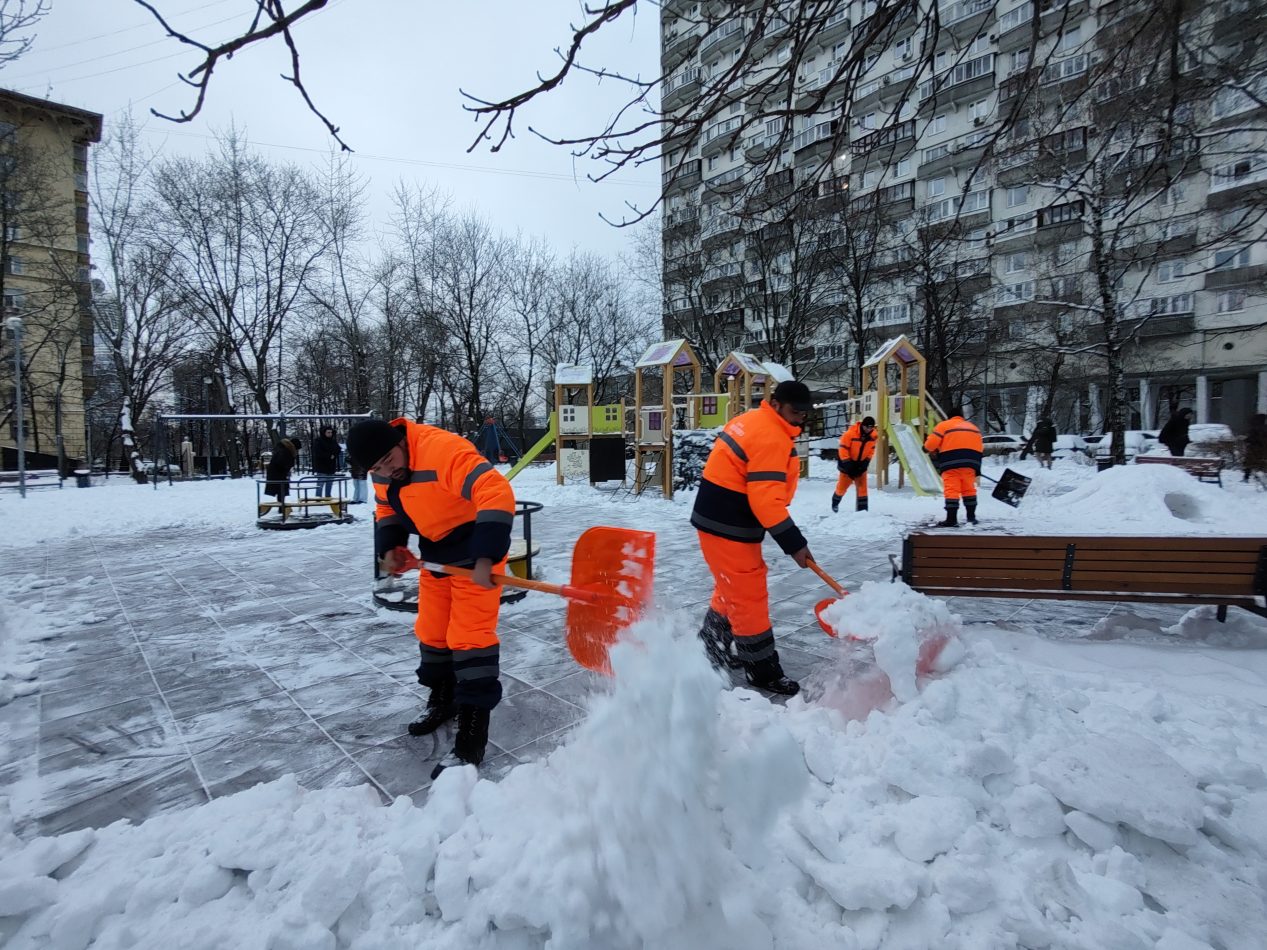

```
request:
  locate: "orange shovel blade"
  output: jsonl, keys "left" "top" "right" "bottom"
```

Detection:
{"left": 565, "top": 526, "right": 656, "bottom": 674}
{"left": 814, "top": 597, "right": 840, "bottom": 636}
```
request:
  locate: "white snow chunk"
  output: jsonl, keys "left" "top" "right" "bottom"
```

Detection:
{"left": 1003, "top": 784, "right": 1067, "bottom": 838}
{"left": 1156, "top": 928, "right": 1215, "bottom": 950}
{"left": 1064, "top": 810, "right": 1119, "bottom": 851}
{"left": 892, "top": 795, "right": 976, "bottom": 862}
{"left": 0, "top": 874, "right": 58, "bottom": 916}
{"left": 1032, "top": 736, "right": 1203, "bottom": 845}
{"left": 1073, "top": 868, "right": 1144, "bottom": 914}
{"left": 177, "top": 862, "right": 235, "bottom": 907}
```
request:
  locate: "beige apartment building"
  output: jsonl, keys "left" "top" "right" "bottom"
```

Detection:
{"left": 0, "top": 88, "right": 102, "bottom": 472}
{"left": 659, "top": 1, "right": 1267, "bottom": 434}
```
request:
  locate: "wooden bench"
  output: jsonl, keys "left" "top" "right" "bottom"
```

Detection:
{"left": 897, "top": 532, "right": 1267, "bottom": 621}
{"left": 258, "top": 497, "right": 348, "bottom": 521}
{"left": 1134, "top": 454, "right": 1225, "bottom": 485}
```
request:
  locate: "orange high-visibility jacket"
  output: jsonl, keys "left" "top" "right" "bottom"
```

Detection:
{"left": 691, "top": 400, "right": 807, "bottom": 555}
{"left": 372, "top": 418, "right": 515, "bottom": 565}
{"left": 837, "top": 421, "right": 877, "bottom": 476}
{"left": 924, "top": 416, "right": 984, "bottom": 473}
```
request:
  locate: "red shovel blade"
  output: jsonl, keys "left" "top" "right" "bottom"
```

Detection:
{"left": 566, "top": 526, "right": 656, "bottom": 674}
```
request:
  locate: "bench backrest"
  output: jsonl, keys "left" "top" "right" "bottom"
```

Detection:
{"left": 1134, "top": 456, "right": 1222, "bottom": 470}
{"left": 903, "top": 533, "right": 1266, "bottom": 600}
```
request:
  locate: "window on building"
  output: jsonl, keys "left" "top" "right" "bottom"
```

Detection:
{"left": 1058, "top": 312, "right": 1075, "bottom": 335}
{"left": 1051, "top": 275, "right": 1079, "bottom": 299}
{"left": 1006, "top": 185, "right": 1029, "bottom": 208}
{"left": 968, "top": 99, "right": 990, "bottom": 121}
{"left": 3, "top": 255, "right": 21, "bottom": 276}
{"left": 3, "top": 224, "right": 17, "bottom": 242}
{"left": 895, "top": 36, "right": 913, "bottom": 59}
{"left": 1011, "top": 49, "right": 1030, "bottom": 74}
{"left": 77, "top": 235, "right": 90, "bottom": 254}
{"left": 1039, "top": 201, "right": 1083, "bottom": 226}
{"left": 1056, "top": 25, "right": 1081, "bottom": 52}
{"left": 895, "top": 156, "right": 912, "bottom": 177}
{"left": 3, "top": 290, "right": 25, "bottom": 312}
{"left": 1161, "top": 184, "right": 1186, "bottom": 206}
{"left": 961, "top": 188, "right": 990, "bottom": 214}
{"left": 1213, "top": 247, "right": 1250, "bottom": 270}
{"left": 930, "top": 114, "right": 947, "bottom": 135}
{"left": 1216, "top": 289, "right": 1246, "bottom": 313}
{"left": 999, "top": 280, "right": 1036, "bottom": 304}
{"left": 1005, "top": 252, "right": 1029, "bottom": 273}
{"left": 1157, "top": 260, "right": 1186, "bottom": 283}
{"left": 927, "top": 176, "right": 946, "bottom": 198}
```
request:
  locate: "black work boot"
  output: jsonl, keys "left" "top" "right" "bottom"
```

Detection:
{"left": 430, "top": 705, "right": 491, "bottom": 779}
{"left": 831, "top": 493, "right": 841, "bottom": 513}
{"left": 698, "top": 608, "right": 741, "bottom": 670}
{"left": 744, "top": 655, "right": 800, "bottom": 697}
{"left": 408, "top": 677, "right": 457, "bottom": 736}
{"left": 938, "top": 505, "right": 959, "bottom": 528}
{"left": 856, "top": 495, "right": 869, "bottom": 512}
{"left": 964, "top": 499, "right": 978, "bottom": 524}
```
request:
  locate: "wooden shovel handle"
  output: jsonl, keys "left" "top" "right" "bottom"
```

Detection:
{"left": 417, "top": 559, "right": 605, "bottom": 605}
{"left": 808, "top": 559, "right": 846, "bottom": 597}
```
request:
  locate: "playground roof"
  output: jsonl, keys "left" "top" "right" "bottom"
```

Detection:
{"left": 862, "top": 335, "right": 922, "bottom": 369}
{"left": 716, "top": 351, "right": 767, "bottom": 378}
{"left": 554, "top": 363, "right": 593, "bottom": 386}
{"left": 635, "top": 338, "right": 697, "bottom": 369}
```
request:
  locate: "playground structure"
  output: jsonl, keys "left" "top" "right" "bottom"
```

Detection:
{"left": 373, "top": 500, "right": 544, "bottom": 611}
{"left": 842, "top": 335, "right": 944, "bottom": 496}
{"left": 552, "top": 363, "right": 627, "bottom": 486}
{"left": 632, "top": 339, "right": 703, "bottom": 499}
{"left": 474, "top": 417, "right": 523, "bottom": 465}
{"left": 713, "top": 350, "right": 773, "bottom": 420}
{"left": 256, "top": 475, "right": 354, "bottom": 530}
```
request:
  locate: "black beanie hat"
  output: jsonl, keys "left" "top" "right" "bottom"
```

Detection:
{"left": 862, "top": 416, "right": 876, "bottom": 427}
{"left": 772, "top": 380, "right": 813, "bottom": 411}
{"left": 346, "top": 419, "right": 404, "bottom": 468}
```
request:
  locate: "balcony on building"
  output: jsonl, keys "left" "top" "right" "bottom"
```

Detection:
{"left": 1127, "top": 293, "right": 1195, "bottom": 337}
{"left": 1203, "top": 260, "right": 1267, "bottom": 291}
{"left": 996, "top": 1, "right": 1034, "bottom": 52}
{"left": 744, "top": 127, "right": 786, "bottom": 162}
{"left": 661, "top": 22, "right": 701, "bottom": 71}
{"left": 791, "top": 119, "right": 838, "bottom": 160}
{"left": 701, "top": 115, "right": 745, "bottom": 157}
{"left": 703, "top": 164, "right": 747, "bottom": 197}
{"left": 816, "top": 7, "right": 851, "bottom": 47}
{"left": 663, "top": 206, "right": 699, "bottom": 232}
{"left": 1037, "top": 53, "right": 1091, "bottom": 100}
{"left": 918, "top": 53, "right": 996, "bottom": 112}
{"left": 1115, "top": 214, "right": 1198, "bottom": 260}
{"left": 662, "top": 66, "right": 702, "bottom": 109}
{"left": 990, "top": 212, "right": 1036, "bottom": 248}
{"left": 917, "top": 128, "right": 991, "bottom": 178}
{"left": 850, "top": 119, "right": 916, "bottom": 158}
{"left": 702, "top": 260, "right": 744, "bottom": 291}
{"left": 852, "top": 63, "right": 919, "bottom": 113}
{"left": 797, "top": 57, "right": 848, "bottom": 109}
{"left": 816, "top": 174, "right": 851, "bottom": 204}
{"left": 941, "top": 0, "right": 997, "bottom": 39}
{"left": 662, "top": 158, "right": 702, "bottom": 194}
{"left": 699, "top": 18, "right": 744, "bottom": 59}
{"left": 852, "top": 179, "right": 916, "bottom": 218}
{"left": 1039, "top": 0, "right": 1090, "bottom": 21}
{"left": 1034, "top": 199, "right": 1084, "bottom": 241}
{"left": 700, "top": 212, "right": 742, "bottom": 244}
{"left": 1206, "top": 155, "right": 1267, "bottom": 209}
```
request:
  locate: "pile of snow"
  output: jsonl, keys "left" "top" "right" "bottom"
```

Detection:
{"left": 3, "top": 600, "right": 1265, "bottom": 949}
{"left": 0, "top": 580, "right": 70, "bottom": 707}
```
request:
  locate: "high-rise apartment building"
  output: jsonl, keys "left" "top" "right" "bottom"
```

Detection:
{"left": 0, "top": 88, "right": 102, "bottom": 470}
{"left": 660, "top": 0, "right": 1266, "bottom": 434}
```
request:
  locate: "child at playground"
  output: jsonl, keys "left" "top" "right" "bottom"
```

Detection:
{"left": 347, "top": 417, "right": 515, "bottom": 779}
{"left": 832, "top": 416, "right": 877, "bottom": 513}
{"left": 689, "top": 379, "right": 815, "bottom": 696}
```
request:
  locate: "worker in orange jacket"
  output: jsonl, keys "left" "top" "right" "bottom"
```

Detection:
{"left": 347, "top": 417, "right": 515, "bottom": 778}
{"left": 923, "top": 407, "right": 984, "bottom": 527}
{"left": 832, "top": 415, "right": 877, "bottom": 513}
{"left": 689, "top": 380, "right": 815, "bottom": 696}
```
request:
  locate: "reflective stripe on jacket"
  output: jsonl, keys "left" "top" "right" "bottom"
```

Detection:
{"left": 924, "top": 416, "right": 984, "bottom": 473}
{"left": 372, "top": 418, "right": 515, "bottom": 564}
{"left": 690, "top": 401, "right": 807, "bottom": 555}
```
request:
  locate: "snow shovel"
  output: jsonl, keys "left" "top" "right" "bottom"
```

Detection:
{"left": 979, "top": 468, "right": 1031, "bottom": 507}
{"left": 387, "top": 525, "right": 656, "bottom": 675}
{"left": 809, "top": 560, "right": 849, "bottom": 635}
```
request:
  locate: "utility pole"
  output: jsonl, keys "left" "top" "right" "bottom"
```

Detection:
{"left": 5, "top": 314, "right": 25, "bottom": 498}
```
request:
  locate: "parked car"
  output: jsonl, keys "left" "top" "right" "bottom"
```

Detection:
{"left": 1094, "top": 430, "right": 1159, "bottom": 462}
{"left": 1051, "top": 433, "right": 1091, "bottom": 460}
{"left": 982, "top": 433, "right": 1026, "bottom": 456}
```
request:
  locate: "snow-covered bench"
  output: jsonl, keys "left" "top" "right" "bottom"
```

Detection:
{"left": 897, "top": 532, "right": 1267, "bottom": 621}
{"left": 1134, "top": 454, "right": 1225, "bottom": 486}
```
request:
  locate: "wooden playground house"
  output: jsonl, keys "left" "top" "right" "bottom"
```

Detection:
{"left": 712, "top": 350, "right": 772, "bottom": 422}
{"left": 845, "top": 335, "right": 943, "bottom": 494}
{"left": 633, "top": 338, "right": 702, "bottom": 499}
{"left": 553, "top": 363, "right": 627, "bottom": 486}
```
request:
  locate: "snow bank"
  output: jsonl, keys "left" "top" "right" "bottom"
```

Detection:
{"left": 3, "top": 601, "right": 1265, "bottom": 949}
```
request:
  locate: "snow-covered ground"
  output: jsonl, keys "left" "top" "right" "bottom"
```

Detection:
{"left": 2, "top": 458, "right": 1266, "bottom": 949}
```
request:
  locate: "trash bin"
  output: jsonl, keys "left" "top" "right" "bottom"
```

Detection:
{"left": 74, "top": 469, "right": 91, "bottom": 488}
{"left": 1096, "top": 459, "right": 1114, "bottom": 472}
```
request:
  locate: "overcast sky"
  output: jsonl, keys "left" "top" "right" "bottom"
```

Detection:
{"left": 5, "top": 0, "right": 662, "bottom": 258}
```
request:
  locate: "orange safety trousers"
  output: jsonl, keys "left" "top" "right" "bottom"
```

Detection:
{"left": 941, "top": 468, "right": 978, "bottom": 501}
{"left": 697, "top": 531, "right": 772, "bottom": 639}
{"left": 414, "top": 558, "right": 508, "bottom": 650}
{"left": 833, "top": 472, "right": 869, "bottom": 498}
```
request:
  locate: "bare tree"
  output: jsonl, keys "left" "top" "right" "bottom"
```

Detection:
{"left": 0, "top": 0, "right": 47, "bottom": 69}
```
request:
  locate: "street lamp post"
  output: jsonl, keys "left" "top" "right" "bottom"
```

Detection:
{"left": 5, "top": 314, "right": 25, "bottom": 498}
{"left": 203, "top": 375, "right": 212, "bottom": 478}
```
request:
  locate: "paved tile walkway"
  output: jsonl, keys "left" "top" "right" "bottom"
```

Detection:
{"left": 1, "top": 497, "right": 1188, "bottom": 837}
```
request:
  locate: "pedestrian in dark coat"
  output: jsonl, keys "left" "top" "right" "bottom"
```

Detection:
{"left": 1159, "top": 408, "right": 1195, "bottom": 457}
{"left": 1244, "top": 413, "right": 1267, "bottom": 483}
{"left": 312, "top": 425, "right": 341, "bottom": 497}
{"left": 264, "top": 438, "right": 300, "bottom": 501}
{"left": 1031, "top": 417, "right": 1057, "bottom": 470}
